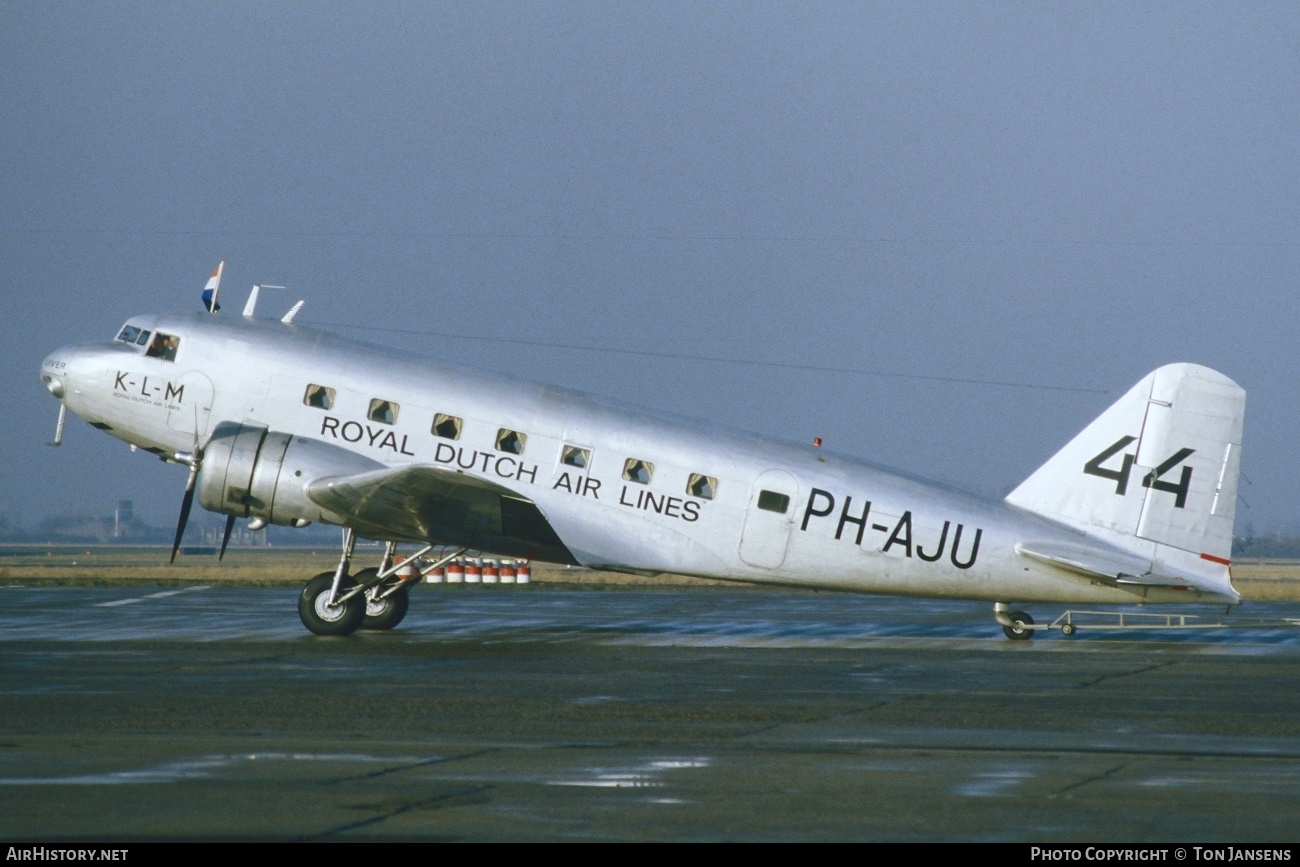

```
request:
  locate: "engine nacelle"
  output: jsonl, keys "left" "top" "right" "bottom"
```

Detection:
{"left": 196, "top": 421, "right": 384, "bottom": 526}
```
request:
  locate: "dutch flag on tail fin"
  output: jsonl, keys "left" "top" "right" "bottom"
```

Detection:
{"left": 201, "top": 260, "right": 224, "bottom": 312}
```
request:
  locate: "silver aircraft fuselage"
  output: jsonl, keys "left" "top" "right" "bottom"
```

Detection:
{"left": 40, "top": 310, "right": 1237, "bottom": 607}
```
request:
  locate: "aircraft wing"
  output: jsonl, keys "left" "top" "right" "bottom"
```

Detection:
{"left": 307, "top": 464, "right": 578, "bottom": 564}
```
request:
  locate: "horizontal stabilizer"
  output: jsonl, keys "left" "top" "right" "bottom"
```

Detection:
{"left": 1016, "top": 539, "right": 1238, "bottom": 600}
{"left": 1016, "top": 540, "right": 1152, "bottom": 582}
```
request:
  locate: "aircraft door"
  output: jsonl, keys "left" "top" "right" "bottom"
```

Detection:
{"left": 165, "top": 372, "right": 214, "bottom": 440}
{"left": 738, "top": 469, "right": 799, "bottom": 569}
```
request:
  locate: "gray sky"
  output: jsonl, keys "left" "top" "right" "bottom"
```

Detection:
{"left": 3, "top": 1, "right": 1296, "bottom": 535}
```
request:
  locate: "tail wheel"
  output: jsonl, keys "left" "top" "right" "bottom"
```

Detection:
{"left": 353, "top": 567, "right": 411, "bottom": 630}
{"left": 299, "top": 571, "right": 365, "bottom": 636}
{"left": 1002, "top": 611, "right": 1035, "bottom": 641}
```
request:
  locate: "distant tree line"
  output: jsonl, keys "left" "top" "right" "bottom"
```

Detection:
{"left": 0, "top": 513, "right": 342, "bottom": 547}
{"left": 1234, "top": 534, "right": 1300, "bottom": 560}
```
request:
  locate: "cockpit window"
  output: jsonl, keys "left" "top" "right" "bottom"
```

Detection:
{"left": 116, "top": 325, "right": 151, "bottom": 347}
{"left": 145, "top": 332, "right": 180, "bottom": 362}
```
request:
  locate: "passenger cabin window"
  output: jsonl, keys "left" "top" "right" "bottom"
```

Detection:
{"left": 116, "top": 325, "right": 151, "bottom": 347}
{"left": 561, "top": 445, "right": 590, "bottom": 468}
{"left": 496, "top": 428, "right": 527, "bottom": 455}
{"left": 368, "top": 399, "right": 398, "bottom": 425}
{"left": 304, "top": 384, "right": 335, "bottom": 410}
{"left": 623, "top": 458, "right": 654, "bottom": 485}
{"left": 687, "top": 474, "right": 717, "bottom": 500}
{"left": 757, "top": 490, "right": 790, "bottom": 513}
{"left": 433, "top": 413, "right": 462, "bottom": 440}
{"left": 145, "top": 332, "right": 180, "bottom": 362}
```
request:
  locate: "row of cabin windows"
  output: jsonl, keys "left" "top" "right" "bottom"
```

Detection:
{"left": 306, "top": 385, "right": 402, "bottom": 428}
{"left": 301, "top": 382, "right": 732, "bottom": 505}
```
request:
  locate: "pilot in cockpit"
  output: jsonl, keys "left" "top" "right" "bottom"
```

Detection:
{"left": 146, "top": 333, "right": 180, "bottom": 362}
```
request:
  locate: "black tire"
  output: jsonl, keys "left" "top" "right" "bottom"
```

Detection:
{"left": 363, "top": 586, "right": 410, "bottom": 630}
{"left": 298, "top": 571, "right": 365, "bottom": 636}
{"left": 352, "top": 567, "right": 411, "bottom": 630}
{"left": 1002, "top": 611, "right": 1035, "bottom": 641}
{"left": 1061, "top": 622, "right": 1077, "bottom": 637}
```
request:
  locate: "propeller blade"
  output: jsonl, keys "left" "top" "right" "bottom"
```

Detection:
{"left": 218, "top": 514, "right": 236, "bottom": 561}
{"left": 169, "top": 461, "right": 200, "bottom": 565}
{"left": 169, "top": 486, "right": 195, "bottom": 564}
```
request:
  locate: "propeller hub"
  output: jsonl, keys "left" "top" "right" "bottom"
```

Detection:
{"left": 41, "top": 374, "right": 65, "bottom": 399}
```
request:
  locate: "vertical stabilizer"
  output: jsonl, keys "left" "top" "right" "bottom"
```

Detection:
{"left": 1006, "top": 364, "right": 1244, "bottom": 567}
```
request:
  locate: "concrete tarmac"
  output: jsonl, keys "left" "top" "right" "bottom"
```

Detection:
{"left": 1, "top": 585, "right": 1299, "bottom": 842}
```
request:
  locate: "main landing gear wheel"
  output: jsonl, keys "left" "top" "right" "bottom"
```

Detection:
{"left": 1002, "top": 610, "right": 1035, "bottom": 641}
{"left": 299, "top": 571, "right": 365, "bottom": 636}
{"left": 353, "top": 567, "right": 411, "bottom": 630}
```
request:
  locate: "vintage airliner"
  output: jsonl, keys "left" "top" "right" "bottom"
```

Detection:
{"left": 39, "top": 264, "right": 1245, "bottom": 638}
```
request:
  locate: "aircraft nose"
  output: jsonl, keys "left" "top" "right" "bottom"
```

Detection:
{"left": 40, "top": 351, "right": 70, "bottom": 399}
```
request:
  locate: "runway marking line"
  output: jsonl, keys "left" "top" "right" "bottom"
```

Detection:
{"left": 95, "top": 586, "right": 210, "bottom": 608}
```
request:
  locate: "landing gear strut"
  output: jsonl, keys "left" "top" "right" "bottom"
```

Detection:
{"left": 358, "top": 542, "right": 409, "bottom": 630}
{"left": 296, "top": 530, "right": 466, "bottom": 636}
